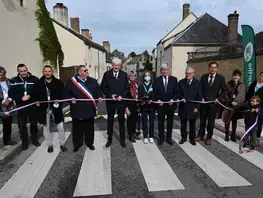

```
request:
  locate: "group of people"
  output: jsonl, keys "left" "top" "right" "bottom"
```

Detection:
{"left": 0, "top": 58, "right": 262, "bottom": 153}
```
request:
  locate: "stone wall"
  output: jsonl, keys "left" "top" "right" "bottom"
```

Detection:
{"left": 187, "top": 53, "right": 263, "bottom": 81}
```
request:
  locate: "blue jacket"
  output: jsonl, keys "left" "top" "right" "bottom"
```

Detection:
{"left": 244, "top": 104, "right": 263, "bottom": 127}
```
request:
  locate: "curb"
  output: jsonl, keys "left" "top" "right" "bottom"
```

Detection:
{"left": 0, "top": 106, "right": 70, "bottom": 163}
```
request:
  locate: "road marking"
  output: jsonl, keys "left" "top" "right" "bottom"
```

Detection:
{"left": 0, "top": 132, "right": 71, "bottom": 198}
{"left": 213, "top": 129, "right": 263, "bottom": 171}
{"left": 73, "top": 131, "right": 111, "bottom": 197}
{"left": 173, "top": 129, "right": 251, "bottom": 187}
{"left": 133, "top": 139, "right": 185, "bottom": 191}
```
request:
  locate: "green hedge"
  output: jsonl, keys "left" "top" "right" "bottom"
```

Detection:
{"left": 35, "top": 0, "right": 64, "bottom": 68}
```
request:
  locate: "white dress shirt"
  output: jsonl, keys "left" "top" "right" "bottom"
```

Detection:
{"left": 208, "top": 73, "right": 216, "bottom": 84}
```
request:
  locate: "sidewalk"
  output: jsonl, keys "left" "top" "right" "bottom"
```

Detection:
{"left": 214, "top": 119, "right": 263, "bottom": 143}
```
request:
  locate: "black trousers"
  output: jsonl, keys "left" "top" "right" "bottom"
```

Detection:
{"left": 17, "top": 107, "right": 38, "bottom": 141}
{"left": 198, "top": 104, "right": 217, "bottom": 140}
{"left": 157, "top": 106, "right": 175, "bottom": 141}
{"left": 2, "top": 116, "right": 12, "bottom": 144}
{"left": 180, "top": 117, "right": 196, "bottom": 141}
{"left": 257, "top": 118, "right": 262, "bottom": 139}
{"left": 107, "top": 107, "right": 125, "bottom": 142}
{"left": 141, "top": 109, "right": 155, "bottom": 138}
{"left": 72, "top": 118, "right": 94, "bottom": 148}
{"left": 127, "top": 106, "right": 138, "bottom": 137}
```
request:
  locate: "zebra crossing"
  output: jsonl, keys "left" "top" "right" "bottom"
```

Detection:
{"left": 0, "top": 117, "right": 263, "bottom": 198}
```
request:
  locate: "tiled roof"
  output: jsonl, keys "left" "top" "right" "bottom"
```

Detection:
{"left": 52, "top": 19, "right": 107, "bottom": 53}
{"left": 170, "top": 13, "right": 242, "bottom": 46}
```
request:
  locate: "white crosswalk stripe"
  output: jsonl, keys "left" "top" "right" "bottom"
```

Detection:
{"left": 1, "top": 123, "right": 263, "bottom": 197}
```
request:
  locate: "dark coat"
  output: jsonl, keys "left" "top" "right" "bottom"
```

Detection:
{"left": 246, "top": 80, "right": 263, "bottom": 108}
{"left": 65, "top": 75, "right": 102, "bottom": 119}
{"left": 178, "top": 78, "right": 202, "bottom": 119}
{"left": 138, "top": 82, "right": 155, "bottom": 111}
{"left": 153, "top": 75, "right": 180, "bottom": 109}
{"left": 34, "top": 76, "right": 64, "bottom": 125}
{"left": 244, "top": 104, "right": 263, "bottom": 127}
{"left": 9, "top": 72, "right": 39, "bottom": 107}
{"left": 100, "top": 69, "right": 129, "bottom": 109}
{"left": 200, "top": 73, "right": 227, "bottom": 108}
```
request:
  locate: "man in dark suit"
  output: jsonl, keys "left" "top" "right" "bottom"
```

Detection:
{"left": 100, "top": 57, "right": 129, "bottom": 148}
{"left": 178, "top": 67, "right": 202, "bottom": 145}
{"left": 195, "top": 62, "right": 227, "bottom": 145}
{"left": 65, "top": 65, "right": 102, "bottom": 152}
{"left": 153, "top": 63, "right": 180, "bottom": 145}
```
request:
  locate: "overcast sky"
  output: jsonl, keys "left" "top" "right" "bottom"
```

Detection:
{"left": 46, "top": 0, "right": 263, "bottom": 56}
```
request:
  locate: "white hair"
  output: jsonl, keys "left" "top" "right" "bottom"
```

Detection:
{"left": 160, "top": 63, "right": 168, "bottom": 70}
{"left": 112, "top": 57, "right": 122, "bottom": 65}
{"left": 128, "top": 70, "right": 137, "bottom": 77}
{"left": 185, "top": 66, "right": 195, "bottom": 73}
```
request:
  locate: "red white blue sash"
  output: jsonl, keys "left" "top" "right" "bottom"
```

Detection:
{"left": 71, "top": 76, "right": 98, "bottom": 111}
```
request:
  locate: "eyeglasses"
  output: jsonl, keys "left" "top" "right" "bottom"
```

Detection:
{"left": 185, "top": 72, "right": 193, "bottom": 75}
{"left": 82, "top": 70, "right": 88, "bottom": 73}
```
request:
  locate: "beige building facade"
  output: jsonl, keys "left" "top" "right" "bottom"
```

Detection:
{"left": 0, "top": 0, "right": 43, "bottom": 77}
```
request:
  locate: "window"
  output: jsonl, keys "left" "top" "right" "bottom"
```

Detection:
{"left": 20, "top": 0, "right": 27, "bottom": 8}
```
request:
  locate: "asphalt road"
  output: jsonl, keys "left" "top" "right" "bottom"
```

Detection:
{"left": 1, "top": 115, "right": 263, "bottom": 198}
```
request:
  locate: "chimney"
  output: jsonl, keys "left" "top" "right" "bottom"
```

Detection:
{"left": 182, "top": 3, "right": 190, "bottom": 20}
{"left": 53, "top": 3, "right": 68, "bottom": 27}
{"left": 228, "top": 11, "right": 239, "bottom": 42}
{"left": 103, "top": 41, "right": 110, "bottom": 53}
{"left": 89, "top": 33, "right": 93, "bottom": 40}
{"left": 70, "top": 17, "right": 80, "bottom": 33}
{"left": 81, "top": 29, "right": 90, "bottom": 38}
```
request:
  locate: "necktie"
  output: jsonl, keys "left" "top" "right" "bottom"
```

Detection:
{"left": 164, "top": 77, "right": 168, "bottom": 92}
{"left": 114, "top": 73, "right": 118, "bottom": 80}
{"left": 208, "top": 76, "right": 213, "bottom": 87}
{"left": 187, "top": 79, "right": 191, "bottom": 86}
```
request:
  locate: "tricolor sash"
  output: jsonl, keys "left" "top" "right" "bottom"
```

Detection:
{"left": 71, "top": 76, "right": 99, "bottom": 115}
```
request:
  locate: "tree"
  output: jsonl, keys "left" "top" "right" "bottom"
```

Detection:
{"left": 35, "top": 0, "right": 64, "bottom": 68}
{"left": 111, "top": 49, "right": 126, "bottom": 63}
{"left": 129, "top": 52, "right": 136, "bottom": 57}
{"left": 144, "top": 59, "right": 152, "bottom": 71}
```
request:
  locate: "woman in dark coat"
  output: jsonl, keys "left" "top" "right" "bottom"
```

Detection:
{"left": 246, "top": 71, "right": 263, "bottom": 147}
{"left": 125, "top": 70, "right": 140, "bottom": 142}
{"left": 222, "top": 69, "right": 245, "bottom": 142}
{"left": 138, "top": 71, "right": 155, "bottom": 144}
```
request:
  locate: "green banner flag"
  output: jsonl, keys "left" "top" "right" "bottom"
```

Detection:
{"left": 242, "top": 25, "right": 257, "bottom": 91}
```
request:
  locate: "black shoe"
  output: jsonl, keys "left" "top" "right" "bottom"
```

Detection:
{"left": 129, "top": 136, "right": 136, "bottom": 143}
{"left": 47, "top": 146, "right": 53, "bottom": 153}
{"left": 22, "top": 140, "right": 29, "bottom": 150}
{"left": 105, "top": 140, "right": 112, "bottom": 148}
{"left": 133, "top": 134, "right": 140, "bottom": 140}
{"left": 167, "top": 139, "right": 174, "bottom": 145}
{"left": 158, "top": 140, "right": 163, "bottom": 145}
{"left": 32, "top": 140, "right": 41, "bottom": 147}
{"left": 225, "top": 132, "right": 229, "bottom": 142}
{"left": 73, "top": 147, "right": 79, "bottom": 152}
{"left": 87, "top": 144, "right": 95, "bottom": 150}
{"left": 231, "top": 133, "right": 236, "bottom": 142}
{"left": 135, "top": 132, "right": 141, "bottom": 136}
{"left": 3, "top": 140, "right": 17, "bottom": 146}
{"left": 190, "top": 140, "right": 196, "bottom": 146}
{"left": 179, "top": 139, "right": 186, "bottom": 144}
{"left": 120, "top": 141, "right": 126, "bottom": 148}
{"left": 60, "top": 145, "right": 68, "bottom": 152}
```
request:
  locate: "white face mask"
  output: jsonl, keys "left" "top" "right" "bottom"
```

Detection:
{"left": 144, "top": 76, "right": 151, "bottom": 81}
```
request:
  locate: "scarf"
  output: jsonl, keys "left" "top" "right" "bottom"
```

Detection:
{"left": 227, "top": 80, "right": 241, "bottom": 99}
{"left": 255, "top": 81, "right": 263, "bottom": 94}
{"left": 129, "top": 81, "right": 138, "bottom": 99}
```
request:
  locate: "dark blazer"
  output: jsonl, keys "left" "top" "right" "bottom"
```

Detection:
{"left": 244, "top": 104, "right": 263, "bottom": 127}
{"left": 246, "top": 80, "right": 263, "bottom": 108}
{"left": 0, "top": 78, "right": 16, "bottom": 112}
{"left": 100, "top": 69, "right": 129, "bottom": 109}
{"left": 200, "top": 73, "right": 227, "bottom": 106}
{"left": 138, "top": 82, "right": 155, "bottom": 111}
{"left": 9, "top": 72, "right": 39, "bottom": 107}
{"left": 153, "top": 75, "right": 180, "bottom": 109}
{"left": 178, "top": 78, "right": 202, "bottom": 119}
{"left": 65, "top": 75, "right": 102, "bottom": 119}
{"left": 34, "top": 76, "right": 64, "bottom": 125}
